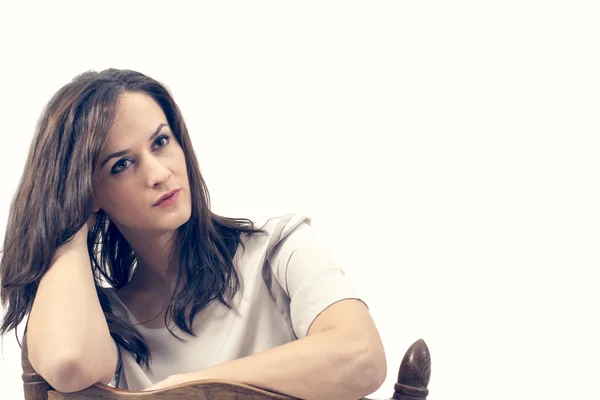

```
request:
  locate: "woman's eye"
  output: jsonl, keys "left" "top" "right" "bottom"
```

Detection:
{"left": 110, "top": 159, "right": 132, "bottom": 174}
{"left": 154, "top": 134, "right": 170, "bottom": 149}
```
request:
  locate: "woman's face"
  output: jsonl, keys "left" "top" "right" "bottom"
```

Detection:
{"left": 92, "top": 91, "right": 192, "bottom": 235}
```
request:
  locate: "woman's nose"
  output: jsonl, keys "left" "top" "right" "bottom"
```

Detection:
{"left": 144, "top": 156, "right": 171, "bottom": 187}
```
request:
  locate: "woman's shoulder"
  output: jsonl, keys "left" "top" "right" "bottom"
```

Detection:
{"left": 237, "top": 211, "right": 314, "bottom": 258}
{"left": 252, "top": 210, "right": 312, "bottom": 238}
{"left": 244, "top": 211, "right": 312, "bottom": 249}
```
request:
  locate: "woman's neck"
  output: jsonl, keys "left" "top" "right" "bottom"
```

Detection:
{"left": 120, "top": 228, "right": 179, "bottom": 293}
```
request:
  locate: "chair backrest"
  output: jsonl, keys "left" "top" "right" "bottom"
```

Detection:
{"left": 21, "top": 336, "right": 431, "bottom": 399}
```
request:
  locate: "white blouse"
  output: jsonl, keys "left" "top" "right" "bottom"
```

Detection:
{"left": 103, "top": 212, "right": 362, "bottom": 390}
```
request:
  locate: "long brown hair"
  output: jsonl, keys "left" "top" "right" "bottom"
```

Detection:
{"left": 0, "top": 68, "right": 264, "bottom": 368}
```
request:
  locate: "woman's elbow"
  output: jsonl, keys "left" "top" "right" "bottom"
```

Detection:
{"left": 359, "top": 346, "right": 387, "bottom": 394}
{"left": 36, "top": 356, "right": 98, "bottom": 393}
{"left": 346, "top": 339, "right": 387, "bottom": 396}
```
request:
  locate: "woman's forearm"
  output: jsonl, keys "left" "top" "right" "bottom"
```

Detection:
{"left": 27, "top": 230, "right": 116, "bottom": 392}
{"left": 168, "top": 327, "right": 385, "bottom": 400}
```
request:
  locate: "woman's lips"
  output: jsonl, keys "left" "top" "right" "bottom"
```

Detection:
{"left": 153, "top": 189, "right": 181, "bottom": 207}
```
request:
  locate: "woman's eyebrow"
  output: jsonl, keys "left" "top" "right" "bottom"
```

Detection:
{"left": 99, "top": 123, "right": 168, "bottom": 168}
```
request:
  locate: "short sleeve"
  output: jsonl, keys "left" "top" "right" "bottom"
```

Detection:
{"left": 266, "top": 218, "right": 362, "bottom": 339}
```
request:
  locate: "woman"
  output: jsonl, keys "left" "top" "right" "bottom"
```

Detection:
{"left": 0, "top": 69, "right": 386, "bottom": 399}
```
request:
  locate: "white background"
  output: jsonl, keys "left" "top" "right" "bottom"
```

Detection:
{"left": 1, "top": 1, "right": 599, "bottom": 399}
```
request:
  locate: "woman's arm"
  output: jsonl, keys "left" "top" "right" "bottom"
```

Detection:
{"left": 27, "top": 220, "right": 118, "bottom": 392}
{"left": 145, "top": 299, "right": 386, "bottom": 400}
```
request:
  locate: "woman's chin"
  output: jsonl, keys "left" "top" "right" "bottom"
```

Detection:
{"left": 152, "top": 213, "right": 191, "bottom": 232}
{"left": 156, "top": 212, "right": 191, "bottom": 231}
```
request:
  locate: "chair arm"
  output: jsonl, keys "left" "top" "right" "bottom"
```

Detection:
{"left": 23, "top": 338, "right": 431, "bottom": 399}
{"left": 45, "top": 380, "right": 297, "bottom": 399}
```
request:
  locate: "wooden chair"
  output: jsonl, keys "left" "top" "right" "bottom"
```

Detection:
{"left": 21, "top": 338, "right": 431, "bottom": 399}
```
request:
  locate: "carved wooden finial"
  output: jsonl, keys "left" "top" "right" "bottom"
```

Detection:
{"left": 392, "top": 339, "right": 431, "bottom": 400}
